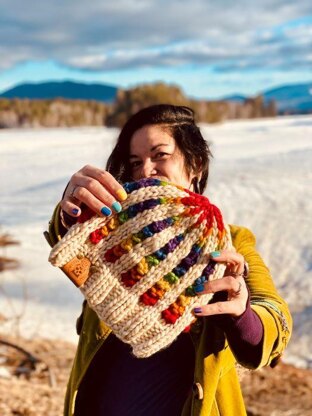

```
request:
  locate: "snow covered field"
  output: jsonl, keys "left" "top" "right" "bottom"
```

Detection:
{"left": 0, "top": 115, "right": 311, "bottom": 368}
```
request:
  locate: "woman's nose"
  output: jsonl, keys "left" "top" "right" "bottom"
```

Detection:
{"left": 140, "top": 160, "right": 157, "bottom": 178}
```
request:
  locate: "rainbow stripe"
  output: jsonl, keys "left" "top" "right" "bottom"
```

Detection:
{"left": 86, "top": 178, "right": 225, "bottom": 325}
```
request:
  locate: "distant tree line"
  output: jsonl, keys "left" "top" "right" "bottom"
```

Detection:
{"left": 0, "top": 82, "right": 277, "bottom": 129}
{"left": 0, "top": 98, "right": 108, "bottom": 128}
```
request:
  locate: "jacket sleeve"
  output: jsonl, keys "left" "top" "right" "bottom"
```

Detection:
{"left": 43, "top": 202, "right": 67, "bottom": 247}
{"left": 230, "top": 224, "right": 292, "bottom": 369}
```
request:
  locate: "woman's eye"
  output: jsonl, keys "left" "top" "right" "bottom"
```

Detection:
{"left": 154, "top": 152, "right": 168, "bottom": 158}
{"left": 130, "top": 161, "right": 142, "bottom": 168}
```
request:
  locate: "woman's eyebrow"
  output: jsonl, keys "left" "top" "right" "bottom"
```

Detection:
{"left": 151, "top": 143, "right": 169, "bottom": 152}
{"left": 129, "top": 144, "right": 169, "bottom": 159}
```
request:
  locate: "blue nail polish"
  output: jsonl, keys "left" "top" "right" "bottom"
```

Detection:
{"left": 72, "top": 208, "right": 79, "bottom": 215}
{"left": 210, "top": 251, "right": 221, "bottom": 258}
{"left": 112, "top": 201, "right": 122, "bottom": 213}
{"left": 194, "top": 284, "right": 204, "bottom": 293}
{"left": 194, "top": 307, "right": 202, "bottom": 314}
{"left": 101, "top": 206, "right": 112, "bottom": 216}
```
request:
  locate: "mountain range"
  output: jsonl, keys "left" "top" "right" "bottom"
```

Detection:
{"left": 1, "top": 80, "right": 311, "bottom": 114}
{"left": 0, "top": 81, "right": 117, "bottom": 103}
{"left": 224, "top": 83, "right": 312, "bottom": 113}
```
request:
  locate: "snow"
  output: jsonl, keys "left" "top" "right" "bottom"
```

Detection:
{"left": 0, "top": 116, "right": 311, "bottom": 368}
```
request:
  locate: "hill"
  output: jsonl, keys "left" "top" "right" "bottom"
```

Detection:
{"left": 220, "top": 94, "right": 247, "bottom": 103}
{"left": 220, "top": 83, "right": 312, "bottom": 114}
{"left": 263, "top": 83, "right": 312, "bottom": 113}
{"left": 0, "top": 81, "right": 118, "bottom": 103}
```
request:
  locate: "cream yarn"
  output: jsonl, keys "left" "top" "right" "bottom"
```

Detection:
{"left": 49, "top": 178, "right": 232, "bottom": 358}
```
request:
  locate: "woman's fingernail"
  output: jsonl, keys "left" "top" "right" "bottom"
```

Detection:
{"left": 101, "top": 206, "right": 112, "bottom": 216}
{"left": 210, "top": 251, "right": 221, "bottom": 258}
{"left": 116, "top": 189, "right": 127, "bottom": 201}
{"left": 194, "top": 284, "right": 204, "bottom": 293}
{"left": 112, "top": 201, "right": 122, "bottom": 213}
{"left": 194, "top": 307, "right": 202, "bottom": 314}
{"left": 72, "top": 208, "right": 79, "bottom": 215}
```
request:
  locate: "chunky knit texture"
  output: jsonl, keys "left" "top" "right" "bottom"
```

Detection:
{"left": 49, "top": 178, "right": 232, "bottom": 357}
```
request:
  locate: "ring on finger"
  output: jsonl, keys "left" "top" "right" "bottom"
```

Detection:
{"left": 231, "top": 271, "right": 244, "bottom": 278}
{"left": 231, "top": 262, "right": 249, "bottom": 279}
{"left": 70, "top": 185, "right": 78, "bottom": 199}
{"left": 234, "top": 281, "right": 242, "bottom": 295}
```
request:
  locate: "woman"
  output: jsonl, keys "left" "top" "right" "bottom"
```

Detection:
{"left": 47, "top": 105, "right": 292, "bottom": 416}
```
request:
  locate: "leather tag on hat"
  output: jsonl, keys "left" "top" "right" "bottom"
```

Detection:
{"left": 61, "top": 257, "right": 91, "bottom": 287}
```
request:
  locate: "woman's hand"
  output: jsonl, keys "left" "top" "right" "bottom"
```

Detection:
{"left": 61, "top": 165, "right": 128, "bottom": 218}
{"left": 194, "top": 250, "right": 249, "bottom": 318}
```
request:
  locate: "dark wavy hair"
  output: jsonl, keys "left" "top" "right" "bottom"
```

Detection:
{"left": 106, "top": 104, "right": 212, "bottom": 194}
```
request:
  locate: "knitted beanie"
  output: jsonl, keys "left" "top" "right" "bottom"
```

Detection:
{"left": 49, "top": 178, "right": 232, "bottom": 358}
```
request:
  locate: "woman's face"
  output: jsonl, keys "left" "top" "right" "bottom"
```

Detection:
{"left": 129, "top": 124, "right": 196, "bottom": 189}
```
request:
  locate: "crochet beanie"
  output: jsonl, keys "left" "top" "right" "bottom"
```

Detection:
{"left": 49, "top": 178, "right": 232, "bottom": 358}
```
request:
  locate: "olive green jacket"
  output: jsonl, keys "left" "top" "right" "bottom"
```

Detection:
{"left": 46, "top": 204, "right": 292, "bottom": 416}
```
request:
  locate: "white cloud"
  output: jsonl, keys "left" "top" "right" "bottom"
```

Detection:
{"left": 0, "top": 0, "right": 311, "bottom": 72}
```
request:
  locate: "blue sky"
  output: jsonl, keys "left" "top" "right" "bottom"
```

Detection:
{"left": 0, "top": 0, "right": 311, "bottom": 99}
